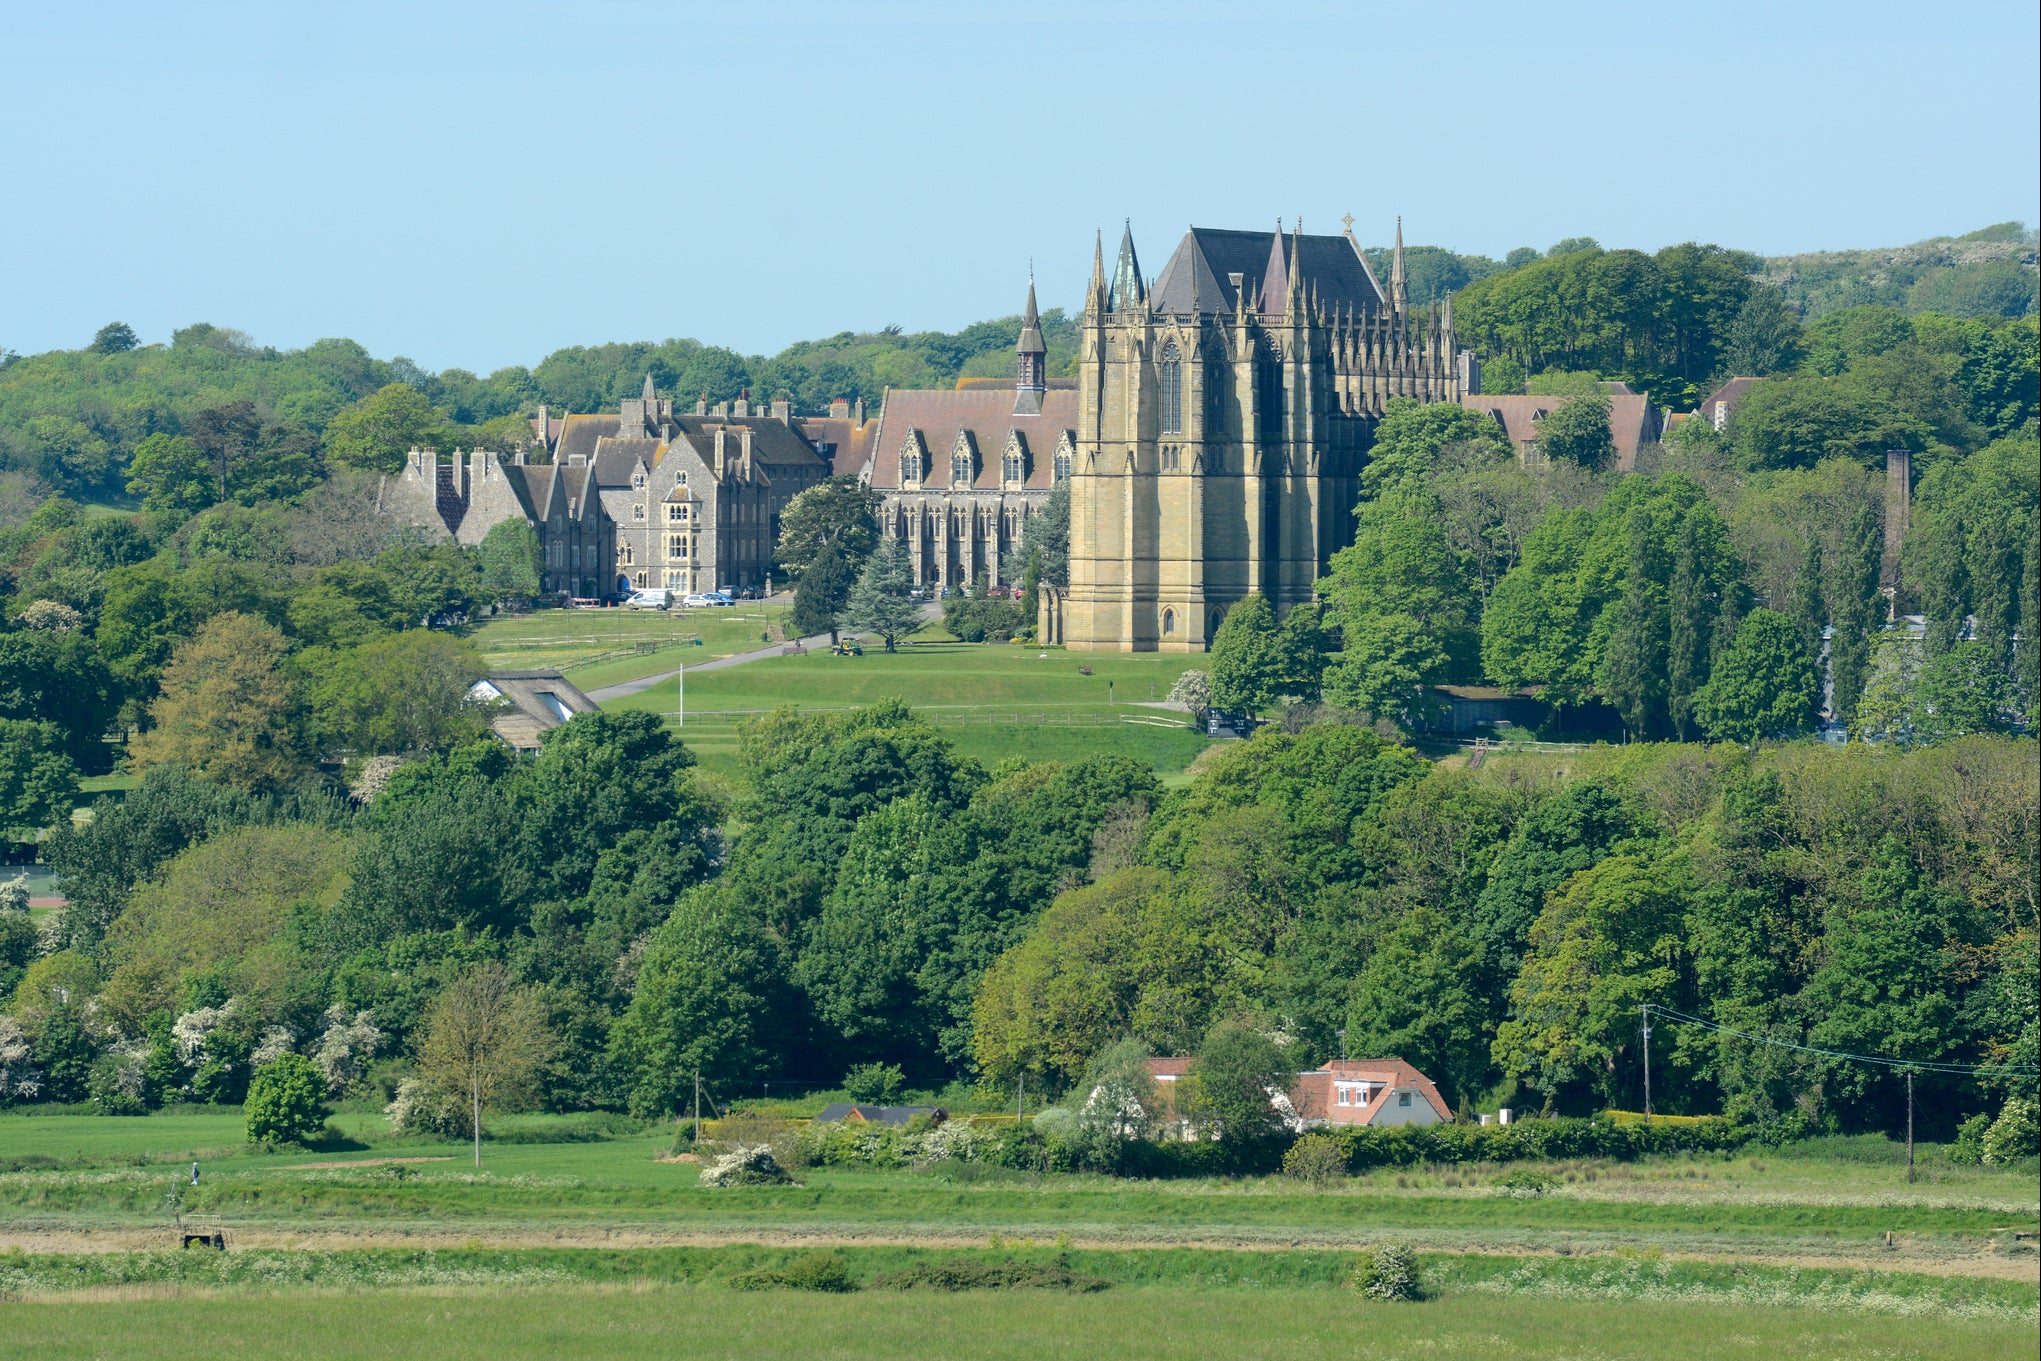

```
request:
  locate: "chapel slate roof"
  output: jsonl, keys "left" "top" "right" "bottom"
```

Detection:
{"left": 864, "top": 387, "right": 1076, "bottom": 492}
{"left": 1148, "top": 228, "right": 1390, "bottom": 318}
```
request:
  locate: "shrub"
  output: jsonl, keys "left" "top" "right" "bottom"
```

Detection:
{"left": 383, "top": 1077, "right": 470, "bottom": 1138}
{"left": 1349, "top": 1244, "right": 1422, "bottom": 1301}
{"left": 1282, "top": 1133, "right": 1347, "bottom": 1186}
{"left": 1981, "top": 1097, "right": 2039, "bottom": 1165}
{"left": 1948, "top": 1111, "right": 1993, "bottom": 1165}
{"left": 89, "top": 1049, "right": 150, "bottom": 1116}
{"left": 244, "top": 1053, "right": 329, "bottom": 1144}
{"left": 699, "top": 1145, "right": 795, "bottom": 1187}
{"left": 731, "top": 1252, "right": 857, "bottom": 1292}
{"left": 842, "top": 1062, "right": 906, "bottom": 1104}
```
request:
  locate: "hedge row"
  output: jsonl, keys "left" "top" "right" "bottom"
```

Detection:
{"left": 775, "top": 1114, "right": 1748, "bottom": 1178}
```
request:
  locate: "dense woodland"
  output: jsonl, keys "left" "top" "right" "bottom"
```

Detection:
{"left": 0, "top": 225, "right": 2034, "bottom": 1147}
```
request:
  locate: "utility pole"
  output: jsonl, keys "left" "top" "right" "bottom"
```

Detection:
{"left": 694, "top": 1072, "right": 702, "bottom": 1145}
{"left": 1905, "top": 1070, "right": 1915, "bottom": 1185}
{"left": 1641, "top": 1004, "right": 1652, "bottom": 1122}
{"left": 1016, "top": 1072, "right": 1024, "bottom": 1121}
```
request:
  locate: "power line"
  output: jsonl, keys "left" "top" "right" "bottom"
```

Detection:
{"left": 1643, "top": 1004, "right": 2039, "bottom": 1078}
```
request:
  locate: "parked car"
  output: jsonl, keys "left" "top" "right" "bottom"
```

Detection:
{"left": 704, "top": 592, "right": 737, "bottom": 606}
{"left": 682, "top": 593, "right": 717, "bottom": 609}
{"left": 626, "top": 588, "right": 672, "bottom": 610}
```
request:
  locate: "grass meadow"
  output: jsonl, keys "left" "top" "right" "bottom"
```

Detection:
{"left": 0, "top": 1107, "right": 2033, "bottom": 1358}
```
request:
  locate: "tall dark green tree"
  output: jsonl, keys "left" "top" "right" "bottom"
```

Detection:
{"left": 789, "top": 542, "right": 855, "bottom": 639}
{"left": 1666, "top": 515, "right": 1715, "bottom": 740}
{"left": 1827, "top": 505, "right": 1883, "bottom": 726}
{"left": 1208, "top": 593, "right": 1285, "bottom": 713}
{"left": 1597, "top": 505, "right": 1667, "bottom": 738}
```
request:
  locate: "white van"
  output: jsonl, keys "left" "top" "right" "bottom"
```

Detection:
{"left": 626, "top": 588, "right": 673, "bottom": 610}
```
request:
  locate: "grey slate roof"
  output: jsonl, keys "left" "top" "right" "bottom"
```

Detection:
{"left": 812, "top": 1104, "right": 947, "bottom": 1127}
{"left": 473, "top": 669, "right": 601, "bottom": 750}
{"left": 1148, "top": 228, "right": 1389, "bottom": 317}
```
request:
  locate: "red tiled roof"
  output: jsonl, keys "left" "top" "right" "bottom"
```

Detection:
{"left": 796, "top": 415, "right": 879, "bottom": 477}
{"left": 1460, "top": 393, "right": 1664, "bottom": 473}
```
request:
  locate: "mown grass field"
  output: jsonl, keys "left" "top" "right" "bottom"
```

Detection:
{"left": 9, "top": 1285, "right": 2033, "bottom": 1361}
{"left": 462, "top": 605, "right": 780, "bottom": 683}
{"left": 2, "top": 1108, "right": 2033, "bottom": 1359}
{"left": 597, "top": 640, "right": 1216, "bottom": 780}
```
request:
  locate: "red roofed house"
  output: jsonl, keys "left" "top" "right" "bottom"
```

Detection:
{"left": 1128, "top": 1056, "right": 1451, "bottom": 1137}
{"left": 1458, "top": 392, "right": 1665, "bottom": 473}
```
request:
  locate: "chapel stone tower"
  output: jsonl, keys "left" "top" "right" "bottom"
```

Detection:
{"left": 1062, "top": 216, "right": 1470, "bottom": 652}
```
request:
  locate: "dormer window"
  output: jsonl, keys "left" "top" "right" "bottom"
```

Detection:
{"left": 632, "top": 471, "right": 646, "bottom": 489}
{"left": 952, "top": 451, "right": 972, "bottom": 486}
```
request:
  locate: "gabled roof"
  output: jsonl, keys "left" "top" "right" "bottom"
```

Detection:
{"left": 472, "top": 669, "right": 600, "bottom": 751}
{"left": 666, "top": 415, "right": 827, "bottom": 472}
{"left": 1149, "top": 227, "right": 1389, "bottom": 318}
{"left": 865, "top": 387, "right": 1075, "bottom": 491}
{"left": 1461, "top": 393, "right": 1664, "bottom": 473}
{"left": 796, "top": 415, "right": 879, "bottom": 477}
{"left": 1290, "top": 1059, "right": 1453, "bottom": 1126}
{"left": 555, "top": 414, "right": 624, "bottom": 466}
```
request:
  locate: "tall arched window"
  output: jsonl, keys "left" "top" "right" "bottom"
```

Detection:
{"left": 1160, "top": 340, "right": 1183, "bottom": 434}
{"left": 952, "top": 450, "right": 972, "bottom": 486}
{"left": 901, "top": 449, "right": 922, "bottom": 486}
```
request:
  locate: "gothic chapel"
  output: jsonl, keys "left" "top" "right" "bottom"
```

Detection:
{"left": 1059, "top": 217, "right": 1476, "bottom": 651}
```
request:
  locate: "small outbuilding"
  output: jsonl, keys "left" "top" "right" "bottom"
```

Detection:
{"left": 471, "top": 669, "right": 601, "bottom": 751}
{"left": 813, "top": 1104, "right": 947, "bottom": 1128}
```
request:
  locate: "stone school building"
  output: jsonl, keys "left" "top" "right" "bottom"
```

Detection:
{"left": 378, "top": 380, "right": 829, "bottom": 597}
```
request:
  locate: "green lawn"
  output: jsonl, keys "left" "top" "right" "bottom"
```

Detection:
{"left": 597, "top": 641, "right": 1215, "bottom": 779}
{"left": 1, "top": 1284, "right": 2029, "bottom": 1361}
{"left": 460, "top": 606, "right": 784, "bottom": 683}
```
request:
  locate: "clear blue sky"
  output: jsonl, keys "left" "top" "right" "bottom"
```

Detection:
{"left": 4, "top": 0, "right": 2036, "bottom": 373}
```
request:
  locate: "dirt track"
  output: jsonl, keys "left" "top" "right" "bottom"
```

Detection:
{"left": 1, "top": 1222, "right": 2032, "bottom": 1283}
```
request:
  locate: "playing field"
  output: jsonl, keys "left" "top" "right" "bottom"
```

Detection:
{"left": 595, "top": 640, "right": 1216, "bottom": 779}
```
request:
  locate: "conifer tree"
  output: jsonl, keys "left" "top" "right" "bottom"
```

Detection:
{"left": 789, "top": 542, "right": 854, "bottom": 640}
{"left": 841, "top": 540, "right": 922, "bottom": 652}
{"left": 1827, "top": 504, "right": 1883, "bottom": 727}
{"left": 1597, "top": 506, "right": 1666, "bottom": 738}
{"left": 1666, "top": 515, "right": 1714, "bottom": 740}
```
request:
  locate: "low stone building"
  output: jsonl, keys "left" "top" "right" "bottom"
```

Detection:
{"left": 1459, "top": 389, "right": 1665, "bottom": 472}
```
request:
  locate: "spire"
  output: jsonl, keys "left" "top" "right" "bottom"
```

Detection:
{"left": 1086, "top": 231, "right": 1107, "bottom": 317}
{"left": 1389, "top": 215, "right": 1408, "bottom": 313}
{"left": 1018, "top": 273, "right": 1045, "bottom": 356}
{"left": 1015, "top": 272, "right": 1046, "bottom": 416}
{"left": 641, "top": 373, "right": 656, "bottom": 403}
{"left": 1110, "top": 220, "right": 1144, "bottom": 311}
